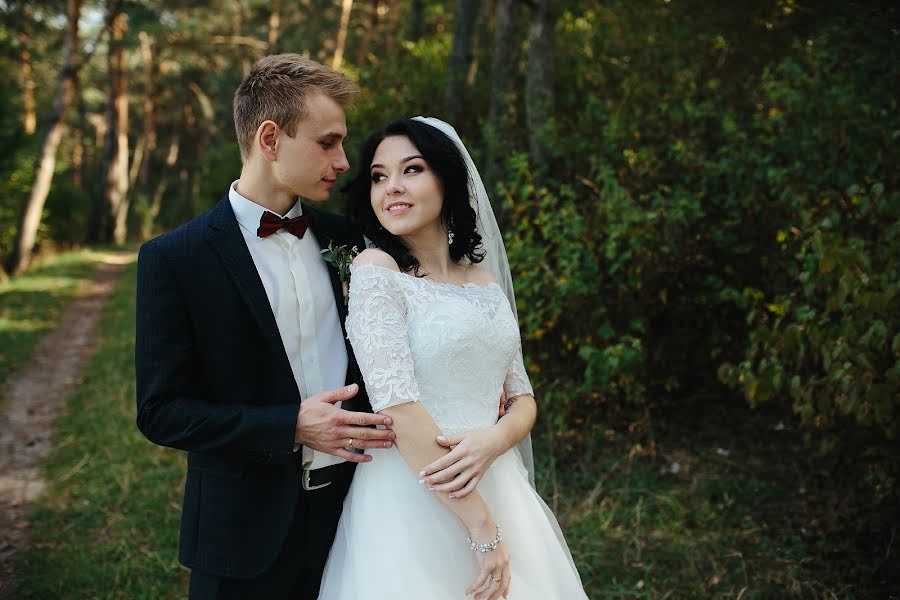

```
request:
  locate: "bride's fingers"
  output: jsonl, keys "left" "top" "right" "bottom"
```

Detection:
{"left": 447, "top": 475, "right": 479, "bottom": 499}
{"left": 425, "top": 459, "right": 468, "bottom": 485}
{"left": 421, "top": 448, "right": 464, "bottom": 478}
{"left": 465, "top": 569, "right": 492, "bottom": 597}
{"left": 500, "top": 564, "right": 511, "bottom": 599}
{"left": 432, "top": 471, "right": 475, "bottom": 494}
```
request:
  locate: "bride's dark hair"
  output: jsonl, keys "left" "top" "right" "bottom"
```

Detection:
{"left": 342, "top": 118, "right": 484, "bottom": 274}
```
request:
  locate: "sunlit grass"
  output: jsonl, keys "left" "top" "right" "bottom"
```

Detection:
{"left": 14, "top": 263, "right": 187, "bottom": 599}
{"left": 0, "top": 250, "right": 108, "bottom": 387}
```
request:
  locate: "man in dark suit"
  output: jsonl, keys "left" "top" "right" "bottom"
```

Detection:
{"left": 135, "top": 54, "right": 395, "bottom": 599}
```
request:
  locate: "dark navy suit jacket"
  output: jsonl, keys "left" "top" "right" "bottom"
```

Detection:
{"left": 135, "top": 194, "right": 368, "bottom": 579}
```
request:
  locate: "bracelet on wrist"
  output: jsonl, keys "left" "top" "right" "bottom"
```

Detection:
{"left": 466, "top": 525, "right": 502, "bottom": 553}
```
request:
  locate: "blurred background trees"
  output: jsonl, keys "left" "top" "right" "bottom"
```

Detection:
{"left": 0, "top": 0, "right": 897, "bottom": 447}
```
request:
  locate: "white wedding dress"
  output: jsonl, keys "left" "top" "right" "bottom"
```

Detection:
{"left": 317, "top": 263, "right": 588, "bottom": 600}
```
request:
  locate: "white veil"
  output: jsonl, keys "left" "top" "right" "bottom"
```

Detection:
{"left": 412, "top": 116, "right": 535, "bottom": 487}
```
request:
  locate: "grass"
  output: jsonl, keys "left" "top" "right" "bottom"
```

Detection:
{"left": 0, "top": 250, "right": 109, "bottom": 387}
{"left": 9, "top": 256, "right": 899, "bottom": 599}
{"left": 540, "top": 399, "right": 899, "bottom": 599}
{"left": 13, "top": 262, "right": 187, "bottom": 599}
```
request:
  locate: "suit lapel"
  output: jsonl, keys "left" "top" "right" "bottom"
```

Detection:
{"left": 206, "top": 196, "right": 294, "bottom": 376}
{"left": 305, "top": 205, "right": 350, "bottom": 324}
{"left": 305, "top": 205, "right": 365, "bottom": 391}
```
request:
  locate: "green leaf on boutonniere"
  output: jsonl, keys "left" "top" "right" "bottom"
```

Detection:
{"left": 320, "top": 242, "right": 360, "bottom": 304}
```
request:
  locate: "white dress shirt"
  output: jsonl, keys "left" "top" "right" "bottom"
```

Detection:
{"left": 229, "top": 181, "right": 348, "bottom": 469}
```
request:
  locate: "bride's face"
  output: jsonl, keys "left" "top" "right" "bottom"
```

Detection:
{"left": 370, "top": 135, "right": 445, "bottom": 241}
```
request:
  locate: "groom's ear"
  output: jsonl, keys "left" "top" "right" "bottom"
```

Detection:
{"left": 257, "top": 120, "right": 279, "bottom": 162}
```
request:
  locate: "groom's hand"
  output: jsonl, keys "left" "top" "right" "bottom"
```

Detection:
{"left": 295, "top": 384, "right": 395, "bottom": 463}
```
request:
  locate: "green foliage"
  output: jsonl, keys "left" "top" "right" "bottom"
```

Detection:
{"left": 720, "top": 183, "right": 900, "bottom": 437}
{"left": 499, "top": 5, "right": 899, "bottom": 443}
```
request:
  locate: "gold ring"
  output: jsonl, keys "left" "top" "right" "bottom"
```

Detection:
{"left": 347, "top": 438, "right": 354, "bottom": 449}
{"left": 491, "top": 577, "right": 501, "bottom": 583}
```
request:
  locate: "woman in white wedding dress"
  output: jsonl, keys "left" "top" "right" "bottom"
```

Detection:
{"left": 317, "top": 117, "right": 588, "bottom": 600}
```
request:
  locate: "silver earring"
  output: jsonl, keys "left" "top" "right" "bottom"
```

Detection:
{"left": 448, "top": 230, "right": 455, "bottom": 245}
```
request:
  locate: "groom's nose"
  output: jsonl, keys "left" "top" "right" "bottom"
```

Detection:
{"left": 333, "top": 147, "right": 350, "bottom": 173}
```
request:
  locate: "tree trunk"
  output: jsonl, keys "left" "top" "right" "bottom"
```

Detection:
{"left": 445, "top": 0, "right": 480, "bottom": 126}
{"left": 332, "top": 0, "right": 353, "bottom": 70}
{"left": 7, "top": 0, "right": 81, "bottom": 275}
{"left": 18, "top": 32, "right": 36, "bottom": 135}
{"left": 525, "top": 0, "right": 557, "bottom": 177}
{"left": 134, "top": 31, "right": 157, "bottom": 189}
{"left": 86, "top": 113, "right": 107, "bottom": 242}
{"left": 485, "top": 0, "right": 520, "bottom": 198}
{"left": 354, "top": 0, "right": 378, "bottom": 65}
{"left": 408, "top": 0, "right": 424, "bottom": 42}
{"left": 144, "top": 134, "right": 180, "bottom": 238}
{"left": 268, "top": 0, "right": 281, "bottom": 53}
{"left": 234, "top": 0, "right": 251, "bottom": 77}
{"left": 73, "top": 73, "right": 85, "bottom": 189}
{"left": 101, "top": 7, "right": 130, "bottom": 245}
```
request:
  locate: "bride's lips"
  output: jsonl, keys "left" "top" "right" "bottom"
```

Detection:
{"left": 385, "top": 201, "right": 413, "bottom": 215}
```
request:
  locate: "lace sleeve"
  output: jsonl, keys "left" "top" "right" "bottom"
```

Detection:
{"left": 346, "top": 264, "right": 420, "bottom": 413}
{"left": 504, "top": 347, "right": 534, "bottom": 399}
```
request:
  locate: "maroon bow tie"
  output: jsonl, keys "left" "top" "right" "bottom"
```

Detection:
{"left": 257, "top": 211, "right": 310, "bottom": 239}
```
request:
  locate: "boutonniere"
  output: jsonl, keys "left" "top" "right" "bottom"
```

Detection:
{"left": 320, "top": 242, "right": 359, "bottom": 305}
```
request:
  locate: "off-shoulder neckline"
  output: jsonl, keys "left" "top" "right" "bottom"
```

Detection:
{"left": 350, "top": 261, "right": 501, "bottom": 291}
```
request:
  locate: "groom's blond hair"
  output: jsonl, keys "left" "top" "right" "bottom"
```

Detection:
{"left": 233, "top": 54, "right": 358, "bottom": 162}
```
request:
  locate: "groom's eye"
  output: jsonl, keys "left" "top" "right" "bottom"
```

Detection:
{"left": 320, "top": 141, "right": 336, "bottom": 150}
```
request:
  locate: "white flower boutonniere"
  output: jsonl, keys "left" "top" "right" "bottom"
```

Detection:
{"left": 320, "top": 242, "right": 359, "bottom": 305}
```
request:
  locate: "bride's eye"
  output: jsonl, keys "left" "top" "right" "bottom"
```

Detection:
{"left": 370, "top": 172, "right": 386, "bottom": 183}
{"left": 404, "top": 164, "right": 424, "bottom": 174}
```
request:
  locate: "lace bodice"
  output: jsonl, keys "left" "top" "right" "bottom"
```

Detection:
{"left": 345, "top": 262, "right": 533, "bottom": 435}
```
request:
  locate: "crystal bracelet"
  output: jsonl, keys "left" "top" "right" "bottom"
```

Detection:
{"left": 467, "top": 525, "right": 502, "bottom": 553}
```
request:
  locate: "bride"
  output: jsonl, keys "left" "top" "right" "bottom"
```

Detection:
{"left": 317, "top": 117, "right": 587, "bottom": 600}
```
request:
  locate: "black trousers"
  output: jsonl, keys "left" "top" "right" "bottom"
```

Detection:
{"left": 188, "top": 463, "right": 354, "bottom": 600}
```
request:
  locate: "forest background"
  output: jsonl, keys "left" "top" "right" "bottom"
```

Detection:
{"left": 0, "top": 0, "right": 897, "bottom": 598}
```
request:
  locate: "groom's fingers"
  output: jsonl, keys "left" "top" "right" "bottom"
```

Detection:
{"left": 328, "top": 447, "right": 374, "bottom": 463}
{"left": 336, "top": 409, "right": 393, "bottom": 428}
{"left": 317, "top": 383, "right": 359, "bottom": 404}
{"left": 335, "top": 426, "right": 395, "bottom": 443}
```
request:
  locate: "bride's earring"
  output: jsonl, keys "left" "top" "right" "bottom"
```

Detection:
{"left": 448, "top": 229, "right": 455, "bottom": 245}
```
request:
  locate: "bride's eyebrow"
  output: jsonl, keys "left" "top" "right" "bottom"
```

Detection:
{"left": 370, "top": 155, "right": 424, "bottom": 171}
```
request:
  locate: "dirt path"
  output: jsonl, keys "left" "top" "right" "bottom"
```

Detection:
{"left": 0, "top": 251, "right": 133, "bottom": 596}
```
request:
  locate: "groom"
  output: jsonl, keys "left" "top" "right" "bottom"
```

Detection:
{"left": 135, "top": 54, "right": 395, "bottom": 598}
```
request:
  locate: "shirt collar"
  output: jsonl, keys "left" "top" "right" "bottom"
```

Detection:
{"left": 228, "top": 180, "right": 303, "bottom": 237}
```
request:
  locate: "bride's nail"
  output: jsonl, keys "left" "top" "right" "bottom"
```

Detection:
{"left": 418, "top": 479, "right": 424, "bottom": 484}
{"left": 448, "top": 493, "right": 456, "bottom": 499}
{"left": 418, "top": 470, "right": 426, "bottom": 477}
{"left": 427, "top": 487, "right": 435, "bottom": 492}
{"left": 436, "top": 435, "right": 446, "bottom": 441}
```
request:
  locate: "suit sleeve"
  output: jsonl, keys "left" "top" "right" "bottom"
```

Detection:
{"left": 134, "top": 240, "right": 298, "bottom": 458}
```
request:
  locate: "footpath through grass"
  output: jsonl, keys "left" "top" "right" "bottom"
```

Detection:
{"left": 11, "top": 259, "right": 898, "bottom": 599}
{"left": 0, "top": 250, "right": 109, "bottom": 387}
{"left": 14, "top": 262, "right": 186, "bottom": 599}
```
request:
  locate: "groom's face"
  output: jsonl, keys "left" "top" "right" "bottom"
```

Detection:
{"left": 272, "top": 92, "right": 350, "bottom": 202}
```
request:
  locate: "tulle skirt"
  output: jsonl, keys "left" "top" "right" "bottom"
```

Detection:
{"left": 317, "top": 445, "right": 588, "bottom": 600}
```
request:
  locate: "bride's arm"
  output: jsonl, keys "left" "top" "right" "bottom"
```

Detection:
{"left": 421, "top": 394, "right": 536, "bottom": 497}
{"left": 380, "top": 400, "right": 511, "bottom": 599}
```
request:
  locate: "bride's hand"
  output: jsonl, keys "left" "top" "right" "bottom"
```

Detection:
{"left": 465, "top": 526, "right": 511, "bottom": 600}
{"left": 420, "top": 429, "right": 504, "bottom": 498}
